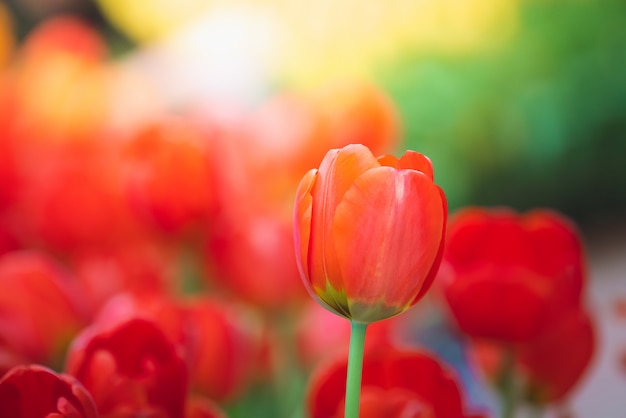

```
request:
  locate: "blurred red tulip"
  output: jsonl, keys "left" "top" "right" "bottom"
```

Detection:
{"left": 11, "top": 16, "right": 109, "bottom": 144}
{"left": 11, "top": 141, "right": 136, "bottom": 253}
{"left": 91, "top": 293, "right": 261, "bottom": 403}
{"left": 520, "top": 308, "right": 594, "bottom": 404}
{"left": 294, "top": 144, "right": 447, "bottom": 323}
{"left": 308, "top": 345, "right": 479, "bottom": 418}
{"left": 124, "top": 117, "right": 215, "bottom": 237}
{"left": 183, "top": 298, "right": 261, "bottom": 402}
{"left": 0, "top": 364, "right": 98, "bottom": 418}
{"left": 205, "top": 208, "right": 308, "bottom": 310}
{"left": 65, "top": 318, "right": 188, "bottom": 418}
{"left": 0, "top": 251, "right": 89, "bottom": 373}
{"left": 69, "top": 239, "right": 177, "bottom": 311}
{"left": 470, "top": 308, "right": 594, "bottom": 406}
{"left": 440, "top": 208, "right": 586, "bottom": 343}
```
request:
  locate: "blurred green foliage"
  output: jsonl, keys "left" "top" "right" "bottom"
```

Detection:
{"left": 380, "top": 0, "right": 626, "bottom": 223}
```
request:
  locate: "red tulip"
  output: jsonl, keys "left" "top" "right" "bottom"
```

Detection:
{"left": 0, "top": 364, "right": 98, "bottom": 418}
{"left": 90, "top": 293, "right": 261, "bottom": 402}
{"left": 205, "top": 208, "right": 308, "bottom": 310}
{"left": 65, "top": 318, "right": 188, "bottom": 418}
{"left": 307, "top": 345, "right": 480, "bottom": 418}
{"left": 183, "top": 297, "right": 261, "bottom": 402}
{"left": 470, "top": 308, "right": 594, "bottom": 406}
{"left": 440, "top": 208, "right": 586, "bottom": 343}
{"left": 0, "top": 250, "right": 89, "bottom": 373}
{"left": 11, "top": 140, "right": 136, "bottom": 253}
{"left": 124, "top": 117, "right": 215, "bottom": 237}
{"left": 69, "top": 238, "right": 177, "bottom": 311}
{"left": 13, "top": 16, "right": 109, "bottom": 142}
{"left": 294, "top": 144, "right": 447, "bottom": 323}
{"left": 519, "top": 308, "right": 595, "bottom": 403}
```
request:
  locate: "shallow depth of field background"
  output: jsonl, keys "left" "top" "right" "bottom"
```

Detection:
{"left": 2, "top": 0, "right": 626, "bottom": 416}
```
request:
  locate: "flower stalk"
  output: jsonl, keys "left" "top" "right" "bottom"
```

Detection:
{"left": 345, "top": 321, "right": 368, "bottom": 418}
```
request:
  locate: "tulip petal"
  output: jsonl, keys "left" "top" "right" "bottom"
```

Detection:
{"left": 523, "top": 210, "right": 585, "bottom": 304}
{"left": 332, "top": 167, "right": 445, "bottom": 321}
{"left": 308, "top": 144, "right": 379, "bottom": 298}
{"left": 376, "top": 154, "right": 399, "bottom": 167}
{"left": 294, "top": 168, "right": 317, "bottom": 289}
{"left": 397, "top": 151, "right": 434, "bottom": 180}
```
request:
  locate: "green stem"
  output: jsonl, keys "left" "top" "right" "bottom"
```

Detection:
{"left": 345, "top": 321, "right": 368, "bottom": 418}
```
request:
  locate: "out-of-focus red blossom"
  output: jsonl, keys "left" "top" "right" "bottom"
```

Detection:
{"left": 0, "top": 251, "right": 89, "bottom": 373}
{"left": 471, "top": 308, "right": 594, "bottom": 405}
{"left": 0, "top": 216, "right": 20, "bottom": 256}
{"left": 10, "top": 141, "right": 137, "bottom": 253}
{"left": 439, "top": 207, "right": 586, "bottom": 343}
{"left": 296, "top": 300, "right": 398, "bottom": 367}
{"left": 308, "top": 345, "right": 482, "bottom": 418}
{"left": 123, "top": 117, "right": 215, "bottom": 237}
{"left": 183, "top": 298, "right": 261, "bottom": 402}
{"left": 204, "top": 207, "right": 308, "bottom": 310}
{"left": 294, "top": 144, "right": 447, "bottom": 323}
{"left": 520, "top": 308, "right": 594, "bottom": 403}
{"left": 68, "top": 239, "right": 177, "bottom": 311}
{"left": 0, "top": 364, "right": 98, "bottom": 418}
{"left": 65, "top": 318, "right": 188, "bottom": 418}
{"left": 91, "top": 293, "right": 262, "bottom": 402}
{"left": 10, "top": 15, "right": 109, "bottom": 143}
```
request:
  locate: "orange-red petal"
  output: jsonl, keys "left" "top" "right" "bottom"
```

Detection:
{"left": 294, "top": 168, "right": 317, "bottom": 290}
{"left": 332, "top": 167, "right": 445, "bottom": 321}
{"left": 308, "top": 144, "right": 379, "bottom": 292}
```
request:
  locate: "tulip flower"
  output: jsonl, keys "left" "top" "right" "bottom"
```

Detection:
{"left": 519, "top": 308, "right": 594, "bottom": 404}
{"left": 294, "top": 143, "right": 447, "bottom": 323}
{"left": 65, "top": 318, "right": 188, "bottom": 418}
{"left": 124, "top": 117, "right": 215, "bottom": 237}
{"left": 205, "top": 208, "right": 308, "bottom": 310}
{"left": 294, "top": 143, "right": 446, "bottom": 417}
{"left": 307, "top": 345, "right": 483, "bottom": 418}
{"left": 90, "top": 293, "right": 262, "bottom": 402}
{"left": 0, "top": 250, "right": 90, "bottom": 373}
{"left": 470, "top": 308, "right": 594, "bottom": 415}
{"left": 0, "top": 364, "right": 98, "bottom": 418}
{"left": 440, "top": 207, "right": 585, "bottom": 343}
{"left": 439, "top": 207, "right": 591, "bottom": 417}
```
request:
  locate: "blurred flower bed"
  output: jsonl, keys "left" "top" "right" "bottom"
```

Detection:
{"left": 0, "top": 0, "right": 623, "bottom": 417}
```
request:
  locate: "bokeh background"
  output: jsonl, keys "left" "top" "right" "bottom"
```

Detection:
{"left": 6, "top": 0, "right": 626, "bottom": 219}
{"left": 1, "top": 0, "right": 625, "bottom": 416}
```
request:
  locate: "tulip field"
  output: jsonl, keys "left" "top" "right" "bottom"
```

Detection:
{"left": 0, "top": 1, "right": 625, "bottom": 417}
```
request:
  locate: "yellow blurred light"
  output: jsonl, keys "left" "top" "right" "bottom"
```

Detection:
{"left": 96, "top": 0, "right": 217, "bottom": 43}
{"left": 276, "top": 0, "right": 519, "bottom": 87}
{"left": 96, "top": 0, "right": 519, "bottom": 88}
